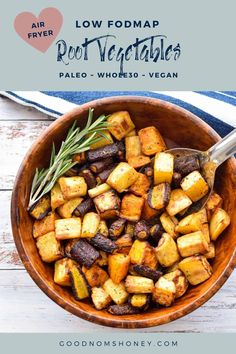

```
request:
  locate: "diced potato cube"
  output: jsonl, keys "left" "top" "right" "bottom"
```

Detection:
{"left": 175, "top": 208, "right": 207, "bottom": 234}
{"left": 91, "top": 287, "right": 112, "bottom": 310}
{"left": 120, "top": 193, "right": 144, "bottom": 222}
{"left": 160, "top": 212, "right": 179, "bottom": 239}
{"left": 58, "top": 177, "right": 87, "bottom": 199}
{"left": 107, "top": 162, "right": 139, "bottom": 193}
{"left": 181, "top": 171, "right": 209, "bottom": 202}
{"left": 108, "top": 254, "right": 130, "bottom": 284}
{"left": 206, "top": 192, "right": 223, "bottom": 220}
{"left": 127, "top": 155, "right": 151, "bottom": 169}
{"left": 129, "top": 173, "right": 151, "bottom": 197}
{"left": 138, "top": 126, "right": 167, "bottom": 155}
{"left": 51, "top": 183, "right": 66, "bottom": 210}
{"left": 83, "top": 264, "right": 109, "bottom": 287}
{"left": 164, "top": 270, "right": 188, "bottom": 298}
{"left": 36, "top": 231, "right": 63, "bottom": 263}
{"left": 154, "top": 152, "right": 174, "bottom": 184}
{"left": 103, "top": 278, "right": 129, "bottom": 305}
{"left": 152, "top": 277, "right": 176, "bottom": 306}
{"left": 33, "top": 212, "right": 57, "bottom": 238}
{"left": 93, "top": 190, "right": 120, "bottom": 219}
{"left": 155, "top": 233, "right": 180, "bottom": 267}
{"left": 57, "top": 198, "right": 83, "bottom": 218}
{"left": 166, "top": 189, "right": 192, "bottom": 216}
{"left": 125, "top": 275, "right": 154, "bottom": 293}
{"left": 125, "top": 136, "right": 142, "bottom": 160}
{"left": 204, "top": 242, "right": 215, "bottom": 259}
{"left": 129, "top": 240, "right": 148, "bottom": 265}
{"left": 81, "top": 212, "right": 100, "bottom": 238}
{"left": 89, "top": 130, "right": 113, "bottom": 149}
{"left": 179, "top": 255, "right": 212, "bottom": 285}
{"left": 177, "top": 231, "right": 209, "bottom": 257}
{"left": 108, "top": 111, "right": 135, "bottom": 140}
{"left": 88, "top": 183, "right": 111, "bottom": 198}
{"left": 54, "top": 258, "right": 75, "bottom": 286}
{"left": 55, "top": 218, "right": 81, "bottom": 240}
{"left": 29, "top": 195, "right": 51, "bottom": 220}
{"left": 210, "top": 208, "right": 230, "bottom": 241}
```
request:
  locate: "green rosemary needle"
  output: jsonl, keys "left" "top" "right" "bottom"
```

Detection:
{"left": 28, "top": 108, "right": 109, "bottom": 209}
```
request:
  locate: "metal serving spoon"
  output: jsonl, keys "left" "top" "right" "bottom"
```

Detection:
{"left": 167, "top": 128, "right": 236, "bottom": 214}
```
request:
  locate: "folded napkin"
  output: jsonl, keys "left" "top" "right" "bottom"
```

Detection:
{"left": 1, "top": 90, "right": 235, "bottom": 137}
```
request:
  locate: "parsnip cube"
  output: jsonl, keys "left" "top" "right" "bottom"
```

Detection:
{"left": 91, "top": 287, "right": 112, "bottom": 310}
{"left": 129, "top": 173, "right": 151, "bottom": 196}
{"left": 125, "top": 275, "right": 154, "bottom": 293}
{"left": 108, "top": 254, "right": 130, "bottom": 284}
{"left": 120, "top": 194, "right": 144, "bottom": 222}
{"left": 97, "top": 220, "right": 109, "bottom": 237}
{"left": 204, "top": 242, "right": 215, "bottom": 259}
{"left": 164, "top": 270, "right": 188, "bottom": 298}
{"left": 57, "top": 198, "right": 83, "bottom": 218}
{"left": 55, "top": 218, "right": 81, "bottom": 240}
{"left": 88, "top": 183, "right": 111, "bottom": 198}
{"left": 177, "top": 231, "right": 209, "bottom": 257}
{"left": 210, "top": 208, "right": 230, "bottom": 241}
{"left": 206, "top": 192, "right": 223, "bottom": 220}
{"left": 89, "top": 130, "right": 113, "bottom": 149}
{"left": 51, "top": 183, "right": 66, "bottom": 210}
{"left": 155, "top": 233, "right": 180, "bottom": 267}
{"left": 160, "top": 212, "right": 179, "bottom": 239}
{"left": 129, "top": 240, "right": 148, "bottom": 265}
{"left": 152, "top": 277, "right": 176, "bottom": 306}
{"left": 54, "top": 258, "right": 75, "bottom": 286}
{"left": 175, "top": 208, "right": 207, "bottom": 234}
{"left": 103, "top": 278, "right": 129, "bottom": 305}
{"left": 107, "top": 162, "right": 139, "bottom": 193}
{"left": 58, "top": 176, "right": 87, "bottom": 199}
{"left": 125, "top": 135, "right": 142, "bottom": 160}
{"left": 166, "top": 189, "right": 192, "bottom": 216}
{"left": 36, "top": 231, "right": 63, "bottom": 263}
{"left": 138, "top": 126, "right": 167, "bottom": 155}
{"left": 33, "top": 212, "right": 57, "bottom": 238}
{"left": 108, "top": 111, "right": 135, "bottom": 140}
{"left": 81, "top": 212, "right": 100, "bottom": 238}
{"left": 180, "top": 171, "right": 209, "bottom": 202}
{"left": 154, "top": 152, "right": 174, "bottom": 184}
{"left": 179, "top": 255, "right": 212, "bottom": 285}
{"left": 93, "top": 190, "right": 120, "bottom": 219}
{"left": 29, "top": 195, "right": 51, "bottom": 220}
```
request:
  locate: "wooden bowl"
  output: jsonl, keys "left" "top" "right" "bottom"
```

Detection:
{"left": 11, "top": 96, "right": 236, "bottom": 328}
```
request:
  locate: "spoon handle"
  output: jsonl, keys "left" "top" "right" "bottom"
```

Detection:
{"left": 207, "top": 129, "right": 236, "bottom": 166}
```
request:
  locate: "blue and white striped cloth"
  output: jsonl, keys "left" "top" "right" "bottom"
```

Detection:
{"left": 0, "top": 91, "right": 235, "bottom": 137}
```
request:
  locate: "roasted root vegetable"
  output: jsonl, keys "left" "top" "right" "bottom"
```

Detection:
{"left": 87, "top": 141, "right": 125, "bottom": 162}
{"left": 125, "top": 135, "right": 142, "bottom": 160}
{"left": 33, "top": 212, "right": 57, "bottom": 238}
{"left": 70, "top": 265, "right": 90, "bottom": 300}
{"left": 115, "top": 234, "right": 133, "bottom": 253}
{"left": 155, "top": 233, "right": 180, "bottom": 267}
{"left": 148, "top": 183, "right": 171, "bottom": 210}
{"left": 88, "top": 183, "right": 111, "bottom": 199}
{"left": 129, "top": 294, "right": 151, "bottom": 310}
{"left": 97, "top": 220, "right": 109, "bottom": 237}
{"left": 89, "top": 130, "right": 113, "bottom": 149}
{"left": 175, "top": 208, "right": 207, "bottom": 234}
{"left": 134, "top": 220, "right": 150, "bottom": 240}
{"left": 96, "top": 165, "right": 117, "bottom": 184}
{"left": 180, "top": 171, "right": 209, "bottom": 202}
{"left": 83, "top": 264, "right": 109, "bottom": 287}
{"left": 108, "top": 254, "right": 130, "bottom": 283}
{"left": 142, "top": 194, "right": 159, "bottom": 220}
{"left": 107, "top": 162, "right": 139, "bottom": 193}
{"left": 29, "top": 195, "right": 51, "bottom": 220}
{"left": 125, "top": 275, "right": 154, "bottom": 294}
{"left": 120, "top": 194, "right": 144, "bottom": 222}
{"left": 160, "top": 212, "right": 179, "bottom": 239}
{"left": 70, "top": 239, "right": 100, "bottom": 268}
{"left": 51, "top": 183, "right": 66, "bottom": 210}
{"left": 90, "top": 157, "right": 113, "bottom": 174}
{"left": 79, "top": 169, "right": 96, "bottom": 189}
{"left": 204, "top": 242, "right": 215, "bottom": 259}
{"left": 89, "top": 233, "right": 117, "bottom": 254}
{"left": 55, "top": 218, "right": 82, "bottom": 240}
{"left": 133, "top": 264, "right": 162, "bottom": 281}
{"left": 91, "top": 287, "right": 112, "bottom": 310}
{"left": 206, "top": 192, "right": 223, "bottom": 220}
{"left": 107, "top": 111, "right": 135, "bottom": 140}
{"left": 129, "top": 173, "right": 150, "bottom": 196}
{"left": 103, "top": 278, "right": 129, "bottom": 305}
{"left": 73, "top": 198, "right": 94, "bottom": 217}
{"left": 58, "top": 176, "right": 87, "bottom": 199}
{"left": 138, "top": 126, "right": 166, "bottom": 155}
{"left": 152, "top": 277, "right": 176, "bottom": 306}
{"left": 81, "top": 212, "right": 100, "bottom": 238}
{"left": 57, "top": 197, "right": 83, "bottom": 218}
{"left": 166, "top": 189, "right": 192, "bottom": 216}
{"left": 109, "top": 218, "right": 126, "bottom": 239}
{"left": 154, "top": 152, "right": 174, "bottom": 185}
{"left": 36, "top": 231, "right": 63, "bottom": 263}
{"left": 129, "top": 240, "right": 151, "bottom": 265}
{"left": 127, "top": 155, "right": 151, "bottom": 169}
{"left": 108, "top": 303, "right": 140, "bottom": 315}
{"left": 164, "top": 270, "right": 188, "bottom": 298}
{"left": 178, "top": 255, "right": 212, "bottom": 285}
{"left": 149, "top": 223, "right": 164, "bottom": 246}
{"left": 174, "top": 154, "right": 200, "bottom": 176}
{"left": 54, "top": 258, "right": 75, "bottom": 286}
{"left": 177, "top": 231, "right": 209, "bottom": 257}
{"left": 210, "top": 208, "right": 230, "bottom": 241}
{"left": 93, "top": 190, "right": 121, "bottom": 219}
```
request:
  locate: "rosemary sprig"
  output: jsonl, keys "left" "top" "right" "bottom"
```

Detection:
{"left": 28, "top": 108, "right": 109, "bottom": 209}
